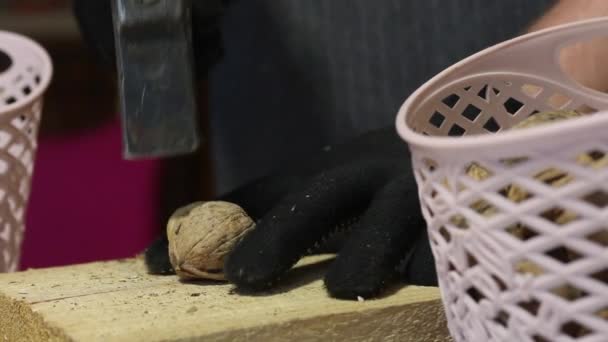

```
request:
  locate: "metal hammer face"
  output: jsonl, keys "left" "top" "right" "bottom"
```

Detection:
{"left": 111, "top": 0, "right": 200, "bottom": 159}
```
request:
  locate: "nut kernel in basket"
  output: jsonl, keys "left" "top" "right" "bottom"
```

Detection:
{"left": 461, "top": 110, "right": 602, "bottom": 284}
{"left": 167, "top": 201, "right": 255, "bottom": 281}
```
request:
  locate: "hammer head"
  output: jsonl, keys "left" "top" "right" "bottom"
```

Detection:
{"left": 111, "top": 0, "right": 200, "bottom": 159}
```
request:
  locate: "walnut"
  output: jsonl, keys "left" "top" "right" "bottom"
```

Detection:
{"left": 167, "top": 201, "right": 255, "bottom": 281}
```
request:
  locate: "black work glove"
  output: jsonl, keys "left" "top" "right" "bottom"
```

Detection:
{"left": 72, "top": 0, "right": 229, "bottom": 77}
{"left": 145, "top": 126, "right": 438, "bottom": 300}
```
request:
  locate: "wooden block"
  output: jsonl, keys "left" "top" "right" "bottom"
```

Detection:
{"left": 0, "top": 255, "right": 452, "bottom": 341}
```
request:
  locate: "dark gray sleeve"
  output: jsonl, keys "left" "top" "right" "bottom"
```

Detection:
{"left": 208, "top": 0, "right": 556, "bottom": 194}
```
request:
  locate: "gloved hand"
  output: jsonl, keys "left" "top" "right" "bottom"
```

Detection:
{"left": 72, "top": 0, "right": 229, "bottom": 77}
{"left": 145, "top": 126, "right": 438, "bottom": 300}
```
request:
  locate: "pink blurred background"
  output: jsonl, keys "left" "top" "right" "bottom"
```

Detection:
{"left": 20, "top": 117, "right": 162, "bottom": 269}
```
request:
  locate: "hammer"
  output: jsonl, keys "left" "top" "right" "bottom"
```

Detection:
{"left": 110, "top": 0, "right": 201, "bottom": 159}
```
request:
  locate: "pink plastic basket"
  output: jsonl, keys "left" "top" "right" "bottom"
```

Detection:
{"left": 397, "top": 18, "right": 608, "bottom": 341}
{"left": 0, "top": 31, "right": 52, "bottom": 272}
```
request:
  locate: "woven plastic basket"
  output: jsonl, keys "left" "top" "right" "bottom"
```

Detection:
{"left": 396, "top": 18, "right": 608, "bottom": 342}
{"left": 0, "top": 31, "right": 52, "bottom": 272}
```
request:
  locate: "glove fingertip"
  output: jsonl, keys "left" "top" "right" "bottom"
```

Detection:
{"left": 224, "top": 257, "right": 274, "bottom": 291}
{"left": 396, "top": 235, "right": 438, "bottom": 286}
{"left": 144, "top": 237, "right": 175, "bottom": 275}
{"left": 324, "top": 258, "right": 391, "bottom": 300}
{"left": 324, "top": 273, "right": 386, "bottom": 300}
{"left": 224, "top": 237, "right": 292, "bottom": 291}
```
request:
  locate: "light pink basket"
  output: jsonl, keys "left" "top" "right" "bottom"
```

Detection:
{"left": 0, "top": 31, "right": 52, "bottom": 273}
{"left": 396, "top": 18, "right": 608, "bottom": 342}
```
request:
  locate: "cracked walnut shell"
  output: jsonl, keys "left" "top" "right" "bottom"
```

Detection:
{"left": 167, "top": 201, "right": 255, "bottom": 281}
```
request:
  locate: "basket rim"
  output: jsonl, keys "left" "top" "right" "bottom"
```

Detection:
{"left": 395, "top": 17, "right": 608, "bottom": 155}
{"left": 0, "top": 30, "right": 53, "bottom": 114}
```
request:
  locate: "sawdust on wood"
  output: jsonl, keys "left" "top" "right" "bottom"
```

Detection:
{"left": 0, "top": 294, "right": 70, "bottom": 342}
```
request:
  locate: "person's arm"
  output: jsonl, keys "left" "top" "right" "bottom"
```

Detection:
{"left": 526, "top": 0, "right": 608, "bottom": 93}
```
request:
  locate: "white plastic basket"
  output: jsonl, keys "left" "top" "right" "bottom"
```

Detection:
{"left": 0, "top": 31, "right": 52, "bottom": 272}
{"left": 396, "top": 18, "right": 608, "bottom": 342}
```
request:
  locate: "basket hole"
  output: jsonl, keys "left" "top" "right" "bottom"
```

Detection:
{"left": 483, "top": 117, "right": 500, "bottom": 132}
{"left": 585, "top": 149, "right": 605, "bottom": 162}
{"left": 577, "top": 149, "right": 607, "bottom": 169}
{"left": 551, "top": 283, "right": 588, "bottom": 302}
{"left": 500, "top": 156, "right": 529, "bottom": 167}
{"left": 539, "top": 207, "right": 579, "bottom": 226}
{"left": 446, "top": 214, "right": 464, "bottom": 230}
{"left": 461, "top": 104, "right": 481, "bottom": 122}
{"left": 534, "top": 168, "right": 574, "bottom": 187}
{"left": 560, "top": 320, "right": 591, "bottom": 338}
{"left": 464, "top": 86, "right": 472, "bottom": 91}
{"left": 532, "top": 335, "right": 550, "bottom": 342}
{"left": 5, "top": 97, "right": 16, "bottom": 105}
{"left": 455, "top": 181, "right": 467, "bottom": 193}
{"left": 426, "top": 205, "right": 434, "bottom": 218}
{"left": 22, "top": 86, "right": 31, "bottom": 96}
{"left": 19, "top": 115, "right": 26, "bottom": 122}
{"left": 546, "top": 246, "right": 582, "bottom": 264}
{"left": 518, "top": 298, "right": 540, "bottom": 316}
{"left": 466, "top": 286, "right": 485, "bottom": 303}
{"left": 505, "top": 223, "right": 538, "bottom": 241}
{"left": 447, "top": 262, "right": 457, "bottom": 272}
{"left": 515, "top": 259, "right": 544, "bottom": 275}
{"left": 547, "top": 93, "right": 572, "bottom": 109}
{"left": 467, "top": 252, "right": 478, "bottom": 267}
{"left": 591, "top": 268, "right": 608, "bottom": 284}
{"left": 504, "top": 97, "right": 524, "bottom": 115}
{"left": 521, "top": 84, "right": 543, "bottom": 98}
{"left": 438, "top": 226, "right": 450, "bottom": 242}
{"left": 469, "top": 199, "right": 498, "bottom": 217}
{"left": 465, "top": 162, "right": 493, "bottom": 181}
{"left": 429, "top": 111, "right": 445, "bottom": 128}
{"left": 34, "top": 75, "right": 41, "bottom": 84}
{"left": 477, "top": 85, "right": 488, "bottom": 100}
{"left": 441, "top": 94, "right": 460, "bottom": 108}
{"left": 581, "top": 190, "right": 608, "bottom": 208}
{"left": 492, "top": 310, "right": 509, "bottom": 327}
{"left": 416, "top": 169, "right": 426, "bottom": 182}
{"left": 491, "top": 274, "right": 507, "bottom": 291}
{"left": 492, "top": 87, "right": 500, "bottom": 95}
{"left": 574, "top": 104, "right": 597, "bottom": 114}
{"left": 448, "top": 124, "right": 465, "bottom": 136}
{"left": 586, "top": 229, "right": 608, "bottom": 247}
{"left": 595, "top": 307, "right": 608, "bottom": 320}
{"left": 422, "top": 158, "right": 437, "bottom": 172}
{"left": 498, "top": 183, "right": 533, "bottom": 204}
{"left": 0, "top": 50, "right": 12, "bottom": 74}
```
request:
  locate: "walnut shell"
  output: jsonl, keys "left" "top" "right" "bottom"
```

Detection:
{"left": 167, "top": 201, "right": 255, "bottom": 281}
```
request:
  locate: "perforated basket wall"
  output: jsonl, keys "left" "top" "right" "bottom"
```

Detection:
{"left": 396, "top": 19, "right": 608, "bottom": 342}
{"left": 0, "top": 31, "right": 52, "bottom": 272}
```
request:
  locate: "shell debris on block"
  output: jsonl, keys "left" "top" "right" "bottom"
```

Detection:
{"left": 167, "top": 201, "right": 255, "bottom": 281}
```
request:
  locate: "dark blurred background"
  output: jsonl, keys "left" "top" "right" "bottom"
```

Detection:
{"left": 0, "top": 0, "right": 214, "bottom": 269}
